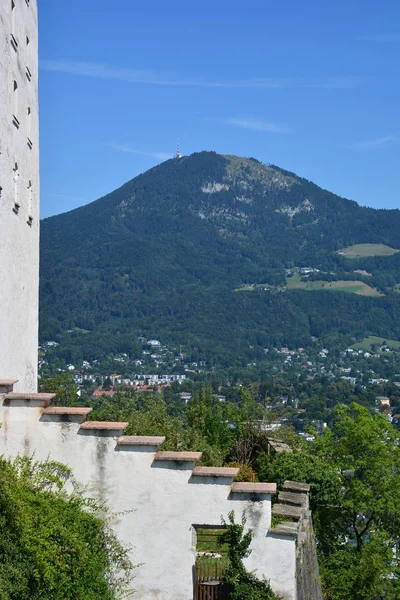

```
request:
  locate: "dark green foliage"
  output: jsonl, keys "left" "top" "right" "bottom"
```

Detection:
{"left": 0, "top": 456, "right": 135, "bottom": 600}
{"left": 220, "top": 511, "right": 278, "bottom": 600}
{"left": 261, "top": 404, "right": 400, "bottom": 599}
{"left": 39, "top": 151, "right": 400, "bottom": 367}
{"left": 38, "top": 372, "right": 79, "bottom": 406}
{"left": 256, "top": 450, "right": 342, "bottom": 511}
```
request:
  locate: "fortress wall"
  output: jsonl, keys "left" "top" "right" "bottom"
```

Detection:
{"left": 0, "top": 1, "right": 39, "bottom": 392}
{"left": 0, "top": 392, "right": 297, "bottom": 600}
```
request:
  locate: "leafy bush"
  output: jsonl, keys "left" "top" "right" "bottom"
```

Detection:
{"left": 226, "top": 461, "right": 255, "bottom": 482}
{"left": 0, "top": 455, "right": 135, "bottom": 599}
{"left": 220, "top": 511, "right": 278, "bottom": 600}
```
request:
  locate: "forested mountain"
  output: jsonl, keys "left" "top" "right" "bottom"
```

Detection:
{"left": 40, "top": 151, "right": 400, "bottom": 365}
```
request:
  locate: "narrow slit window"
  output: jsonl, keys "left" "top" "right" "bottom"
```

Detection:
{"left": 27, "top": 181, "right": 33, "bottom": 224}
{"left": 12, "top": 80, "right": 19, "bottom": 128}
{"left": 10, "top": 33, "right": 18, "bottom": 51}
{"left": 11, "top": 1, "right": 16, "bottom": 43}
{"left": 26, "top": 67, "right": 32, "bottom": 82}
{"left": 13, "top": 166, "right": 20, "bottom": 213}
{"left": 27, "top": 106, "right": 31, "bottom": 138}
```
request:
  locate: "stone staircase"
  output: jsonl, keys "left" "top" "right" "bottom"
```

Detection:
{"left": 269, "top": 480, "right": 311, "bottom": 537}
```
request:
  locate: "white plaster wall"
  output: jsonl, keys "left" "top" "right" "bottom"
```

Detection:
{"left": 0, "top": 403, "right": 297, "bottom": 600}
{"left": 0, "top": 1, "right": 39, "bottom": 392}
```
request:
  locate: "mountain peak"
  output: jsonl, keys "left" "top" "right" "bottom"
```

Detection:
{"left": 40, "top": 150, "right": 400, "bottom": 366}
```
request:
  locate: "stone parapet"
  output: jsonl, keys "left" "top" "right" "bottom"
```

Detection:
{"left": 0, "top": 392, "right": 296, "bottom": 600}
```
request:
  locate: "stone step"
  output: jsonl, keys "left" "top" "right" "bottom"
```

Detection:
{"left": 278, "top": 491, "right": 307, "bottom": 506}
{"left": 272, "top": 503, "right": 303, "bottom": 520}
{"left": 269, "top": 522, "right": 299, "bottom": 537}
{"left": 4, "top": 392, "right": 55, "bottom": 407}
{"left": 282, "top": 480, "right": 311, "bottom": 493}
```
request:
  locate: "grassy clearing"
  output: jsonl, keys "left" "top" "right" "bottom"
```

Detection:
{"left": 196, "top": 528, "right": 228, "bottom": 554}
{"left": 287, "top": 270, "right": 303, "bottom": 283}
{"left": 286, "top": 279, "right": 382, "bottom": 297}
{"left": 235, "top": 284, "right": 255, "bottom": 292}
{"left": 337, "top": 243, "right": 399, "bottom": 258}
{"left": 352, "top": 336, "right": 400, "bottom": 351}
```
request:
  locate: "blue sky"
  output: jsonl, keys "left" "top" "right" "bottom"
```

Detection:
{"left": 38, "top": 0, "right": 400, "bottom": 218}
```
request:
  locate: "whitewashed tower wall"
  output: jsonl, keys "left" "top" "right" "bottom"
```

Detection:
{"left": 0, "top": 0, "right": 39, "bottom": 392}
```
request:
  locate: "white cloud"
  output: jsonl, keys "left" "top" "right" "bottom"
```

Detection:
{"left": 354, "top": 135, "right": 399, "bottom": 149}
{"left": 107, "top": 144, "right": 172, "bottom": 161}
{"left": 217, "top": 117, "right": 291, "bottom": 133}
{"left": 40, "top": 60, "right": 364, "bottom": 90}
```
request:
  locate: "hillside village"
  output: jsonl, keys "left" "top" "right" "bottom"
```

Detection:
{"left": 39, "top": 332, "right": 400, "bottom": 433}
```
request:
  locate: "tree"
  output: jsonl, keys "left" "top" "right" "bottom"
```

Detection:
{"left": 314, "top": 404, "right": 400, "bottom": 599}
{"left": 220, "top": 511, "right": 278, "bottom": 600}
{"left": 259, "top": 403, "right": 400, "bottom": 599}
{"left": 38, "top": 372, "right": 79, "bottom": 407}
{"left": 0, "top": 456, "right": 135, "bottom": 599}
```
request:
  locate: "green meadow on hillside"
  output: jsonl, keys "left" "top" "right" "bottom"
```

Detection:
{"left": 338, "top": 243, "right": 399, "bottom": 258}
{"left": 352, "top": 336, "right": 400, "bottom": 351}
{"left": 286, "top": 279, "right": 382, "bottom": 297}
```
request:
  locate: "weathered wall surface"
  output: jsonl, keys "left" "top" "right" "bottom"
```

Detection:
{"left": 0, "top": 395, "right": 297, "bottom": 600}
{"left": 0, "top": 1, "right": 39, "bottom": 392}
{"left": 296, "top": 510, "right": 323, "bottom": 600}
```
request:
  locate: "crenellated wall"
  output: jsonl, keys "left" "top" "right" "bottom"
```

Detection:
{"left": 0, "top": 383, "right": 299, "bottom": 600}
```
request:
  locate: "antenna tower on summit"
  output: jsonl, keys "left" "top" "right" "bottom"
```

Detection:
{"left": 175, "top": 137, "right": 182, "bottom": 159}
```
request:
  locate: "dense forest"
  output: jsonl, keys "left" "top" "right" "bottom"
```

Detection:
{"left": 40, "top": 152, "right": 400, "bottom": 366}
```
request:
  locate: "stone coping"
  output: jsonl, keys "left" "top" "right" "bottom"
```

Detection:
{"left": 117, "top": 435, "right": 166, "bottom": 446}
{"left": 154, "top": 451, "right": 202, "bottom": 462}
{"left": 4, "top": 392, "right": 55, "bottom": 407}
{"left": 231, "top": 482, "right": 277, "bottom": 494}
{"left": 282, "top": 480, "right": 311, "bottom": 493}
{"left": 272, "top": 503, "right": 303, "bottom": 520}
{"left": 192, "top": 466, "right": 239, "bottom": 477}
{"left": 0, "top": 379, "right": 18, "bottom": 386}
{"left": 43, "top": 407, "right": 92, "bottom": 416}
{"left": 80, "top": 421, "right": 129, "bottom": 431}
